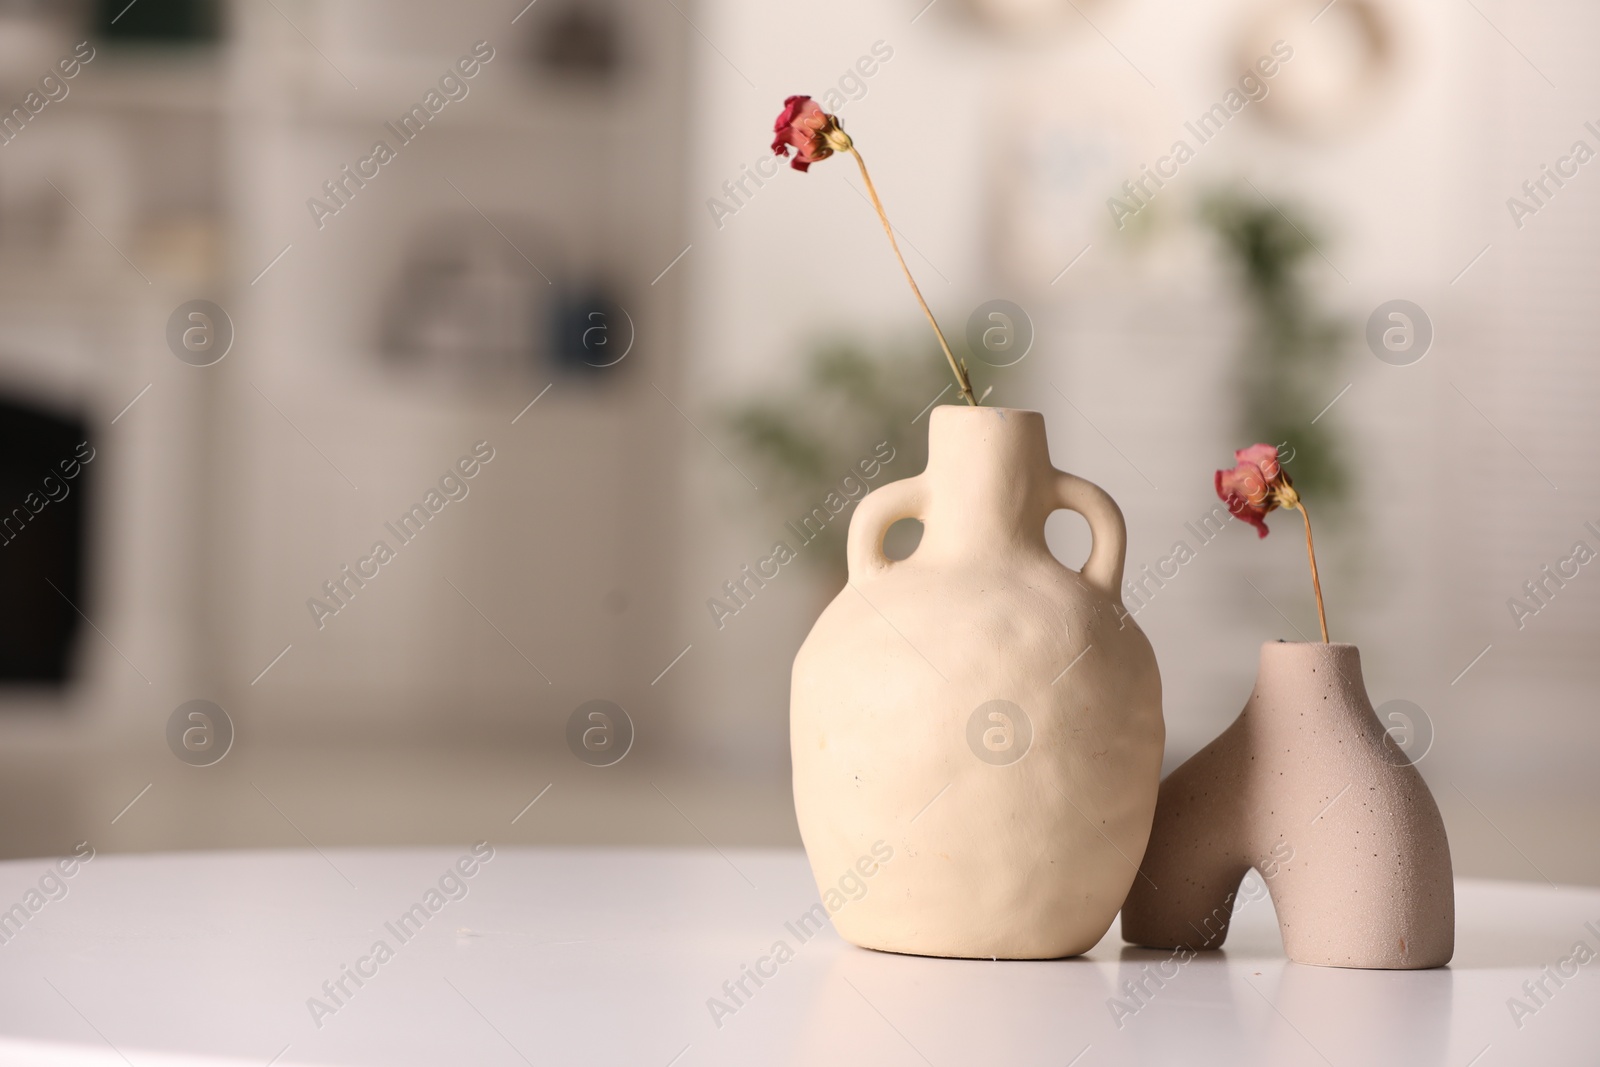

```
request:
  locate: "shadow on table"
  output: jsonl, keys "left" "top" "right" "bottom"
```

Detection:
{"left": 1110, "top": 946, "right": 1454, "bottom": 1065}
{"left": 787, "top": 941, "right": 1116, "bottom": 1065}
{"left": 778, "top": 936, "right": 1455, "bottom": 1066}
{"left": 1262, "top": 961, "right": 1454, "bottom": 1065}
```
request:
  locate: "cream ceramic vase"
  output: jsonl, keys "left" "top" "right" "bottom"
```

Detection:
{"left": 790, "top": 406, "right": 1164, "bottom": 959}
{"left": 1121, "top": 641, "right": 1454, "bottom": 968}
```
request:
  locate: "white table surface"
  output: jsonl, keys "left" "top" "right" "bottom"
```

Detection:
{"left": 0, "top": 847, "right": 1593, "bottom": 1066}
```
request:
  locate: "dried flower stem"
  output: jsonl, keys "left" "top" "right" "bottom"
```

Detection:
{"left": 1294, "top": 500, "right": 1329, "bottom": 643}
{"left": 847, "top": 147, "right": 977, "bottom": 406}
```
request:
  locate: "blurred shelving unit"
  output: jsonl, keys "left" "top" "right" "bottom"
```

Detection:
{"left": 0, "top": 20, "right": 221, "bottom": 741}
{"left": 213, "top": 0, "right": 694, "bottom": 745}
{"left": 0, "top": 0, "right": 695, "bottom": 777}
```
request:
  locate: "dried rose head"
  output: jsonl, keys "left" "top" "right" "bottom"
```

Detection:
{"left": 771, "top": 95, "right": 852, "bottom": 172}
{"left": 1215, "top": 443, "right": 1300, "bottom": 538}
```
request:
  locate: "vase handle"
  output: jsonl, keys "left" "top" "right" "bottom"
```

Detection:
{"left": 1053, "top": 471, "right": 1127, "bottom": 603}
{"left": 846, "top": 475, "right": 928, "bottom": 582}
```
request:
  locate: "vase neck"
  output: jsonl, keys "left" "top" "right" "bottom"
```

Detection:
{"left": 918, "top": 407, "right": 1057, "bottom": 559}
{"left": 1248, "top": 642, "right": 1370, "bottom": 715}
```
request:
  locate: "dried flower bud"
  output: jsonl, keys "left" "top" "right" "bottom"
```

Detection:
{"left": 771, "top": 95, "right": 852, "bottom": 172}
{"left": 1215, "top": 443, "right": 1298, "bottom": 537}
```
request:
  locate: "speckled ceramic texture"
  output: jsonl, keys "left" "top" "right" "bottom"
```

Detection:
{"left": 791, "top": 407, "right": 1164, "bottom": 959}
{"left": 1121, "top": 641, "right": 1454, "bottom": 969}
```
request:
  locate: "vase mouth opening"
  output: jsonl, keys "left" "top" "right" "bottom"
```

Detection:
{"left": 929, "top": 405, "right": 1043, "bottom": 424}
{"left": 1258, "top": 640, "right": 1363, "bottom": 673}
{"left": 1261, "top": 640, "right": 1358, "bottom": 649}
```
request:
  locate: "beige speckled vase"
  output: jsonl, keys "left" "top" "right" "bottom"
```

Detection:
{"left": 791, "top": 406, "right": 1164, "bottom": 959}
{"left": 1121, "top": 641, "right": 1453, "bottom": 968}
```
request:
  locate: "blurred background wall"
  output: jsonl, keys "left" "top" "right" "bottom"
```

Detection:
{"left": 0, "top": 0, "right": 1594, "bottom": 888}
